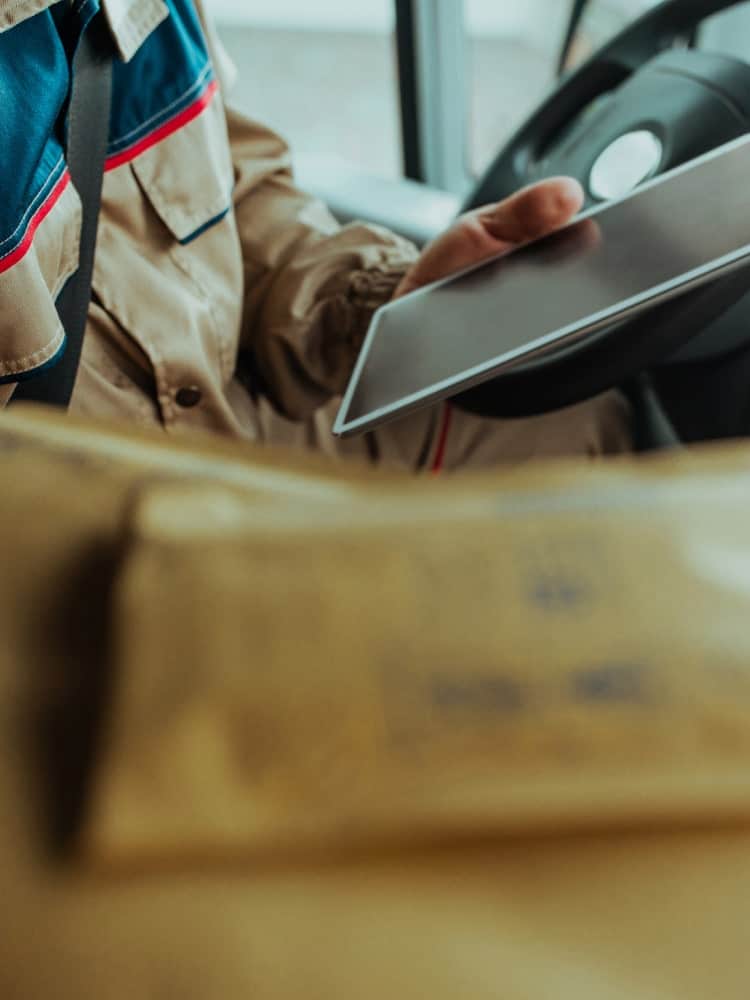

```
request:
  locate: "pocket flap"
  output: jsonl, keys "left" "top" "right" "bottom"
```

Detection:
{"left": 129, "top": 94, "right": 234, "bottom": 245}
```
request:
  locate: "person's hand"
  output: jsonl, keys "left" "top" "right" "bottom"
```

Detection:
{"left": 393, "top": 177, "right": 584, "bottom": 300}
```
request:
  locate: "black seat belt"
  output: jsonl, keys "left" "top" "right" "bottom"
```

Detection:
{"left": 12, "top": 15, "right": 113, "bottom": 408}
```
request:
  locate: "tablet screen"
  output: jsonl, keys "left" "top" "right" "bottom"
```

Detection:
{"left": 335, "top": 135, "right": 750, "bottom": 436}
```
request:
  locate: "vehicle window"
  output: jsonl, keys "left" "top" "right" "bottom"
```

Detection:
{"left": 465, "top": 0, "right": 570, "bottom": 177}
{"left": 211, "top": 0, "right": 402, "bottom": 178}
{"left": 465, "top": 0, "right": 663, "bottom": 178}
{"left": 700, "top": 0, "right": 750, "bottom": 62}
{"left": 566, "top": 2, "right": 750, "bottom": 75}
{"left": 566, "top": 0, "right": 666, "bottom": 69}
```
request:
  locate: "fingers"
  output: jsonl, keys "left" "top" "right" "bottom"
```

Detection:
{"left": 475, "top": 177, "right": 585, "bottom": 247}
{"left": 393, "top": 177, "right": 585, "bottom": 300}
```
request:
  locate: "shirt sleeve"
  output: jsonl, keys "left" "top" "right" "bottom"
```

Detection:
{"left": 226, "top": 106, "right": 419, "bottom": 420}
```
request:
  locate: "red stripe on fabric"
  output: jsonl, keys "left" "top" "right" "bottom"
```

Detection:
{"left": 0, "top": 171, "right": 71, "bottom": 276}
{"left": 105, "top": 79, "right": 219, "bottom": 172}
{"left": 431, "top": 402, "right": 453, "bottom": 475}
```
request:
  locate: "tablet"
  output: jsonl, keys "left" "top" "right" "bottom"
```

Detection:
{"left": 334, "top": 133, "right": 750, "bottom": 437}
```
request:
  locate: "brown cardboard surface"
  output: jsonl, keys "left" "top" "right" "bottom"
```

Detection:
{"left": 1, "top": 405, "right": 750, "bottom": 999}
{"left": 81, "top": 441, "right": 750, "bottom": 862}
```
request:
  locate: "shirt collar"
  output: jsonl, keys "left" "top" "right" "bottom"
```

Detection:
{"left": 0, "top": 0, "right": 168, "bottom": 61}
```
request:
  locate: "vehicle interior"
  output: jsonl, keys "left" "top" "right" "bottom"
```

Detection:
{"left": 5, "top": 4, "right": 750, "bottom": 996}
{"left": 217, "top": 0, "right": 750, "bottom": 451}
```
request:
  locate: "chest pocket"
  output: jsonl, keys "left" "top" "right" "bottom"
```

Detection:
{"left": 128, "top": 90, "right": 233, "bottom": 246}
{"left": 90, "top": 91, "right": 245, "bottom": 424}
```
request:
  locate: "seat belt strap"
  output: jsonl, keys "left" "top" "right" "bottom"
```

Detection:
{"left": 12, "top": 15, "right": 113, "bottom": 409}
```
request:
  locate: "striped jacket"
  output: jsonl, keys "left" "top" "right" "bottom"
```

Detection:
{"left": 0, "top": 0, "right": 421, "bottom": 457}
{"left": 0, "top": 0, "right": 628, "bottom": 469}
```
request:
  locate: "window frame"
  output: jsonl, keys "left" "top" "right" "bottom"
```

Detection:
{"left": 395, "top": 0, "right": 584, "bottom": 194}
{"left": 395, "top": 0, "right": 469, "bottom": 193}
{"left": 394, "top": 0, "right": 750, "bottom": 195}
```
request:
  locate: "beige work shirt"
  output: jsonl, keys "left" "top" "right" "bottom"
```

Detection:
{"left": 0, "top": 0, "right": 630, "bottom": 469}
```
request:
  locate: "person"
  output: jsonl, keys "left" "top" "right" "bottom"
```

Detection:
{"left": 0, "top": 0, "right": 631, "bottom": 473}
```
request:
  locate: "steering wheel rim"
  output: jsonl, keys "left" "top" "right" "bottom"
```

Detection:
{"left": 464, "top": 0, "right": 749, "bottom": 212}
{"left": 453, "top": 0, "right": 750, "bottom": 421}
{"left": 451, "top": 262, "right": 750, "bottom": 418}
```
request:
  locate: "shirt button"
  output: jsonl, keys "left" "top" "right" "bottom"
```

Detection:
{"left": 175, "top": 385, "right": 203, "bottom": 408}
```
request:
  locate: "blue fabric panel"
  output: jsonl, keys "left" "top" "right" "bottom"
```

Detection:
{"left": 108, "top": 0, "right": 213, "bottom": 156}
{"left": 0, "top": 0, "right": 215, "bottom": 263}
{"left": 0, "top": 7, "right": 70, "bottom": 259}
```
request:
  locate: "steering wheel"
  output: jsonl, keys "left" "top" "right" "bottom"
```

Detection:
{"left": 453, "top": 0, "right": 750, "bottom": 423}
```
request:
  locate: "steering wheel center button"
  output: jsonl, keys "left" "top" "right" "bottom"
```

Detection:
{"left": 589, "top": 131, "right": 663, "bottom": 202}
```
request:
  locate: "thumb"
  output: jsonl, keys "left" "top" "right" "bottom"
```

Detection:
{"left": 394, "top": 177, "right": 584, "bottom": 299}
{"left": 475, "top": 176, "right": 585, "bottom": 248}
